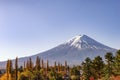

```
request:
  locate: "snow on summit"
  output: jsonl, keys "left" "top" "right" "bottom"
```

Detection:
{"left": 65, "top": 35, "right": 114, "bottom": 50}
{"left": 65, "top": 35, "right": 83, "bottom": 49}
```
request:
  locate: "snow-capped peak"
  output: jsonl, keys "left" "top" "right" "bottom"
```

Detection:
{"left": 70, "top": 35, "right": 82, "bottom": 45}
{"left": 65, "top": 35, "right": 87, "bottom": 49}
{"left": 64, "top": 35, "right": 113, "bottom": 50}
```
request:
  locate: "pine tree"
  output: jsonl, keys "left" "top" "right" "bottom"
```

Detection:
{"left": 82, "top": 57, "right": 92, "bottom": 80}
{"left": 70, "top": 66, "right": 80, "bottom": 80}
{"left": 115, "top": 50, "right": 120, "bottom": 72}
{"left": 104, "top": 52, "right": 114, "bottom": 79}
{"left": 92, "top": 56, "right": 104, "bottom": 79}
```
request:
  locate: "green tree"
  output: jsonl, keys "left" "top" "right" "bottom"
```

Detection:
{"left": 19, "top": 70, "right": 33, "bottom": 80}
{"left": 32, "top": 71, "right": 42, "bottom": 80}
{"left": 115, "top": 50, "right": 120, "bottom": 73}
{"left": 82, "top": 57, "right": 92, "bottom": 80}
{"left": 70, "top": 66, "right": 80, "bottom": 75}
{"left": 92, "top": 56, "right": 104, "bottom": 79}
{"left": 104, "top": 52, "right": 114, "bottom": 79}
{"left": 56, "top": 73, "right": 63, "bottom": 80}
{"left": 70, "top": 66, "right": 80, "bottom": 80}
{"left": 19, "top": 74, "right": 28, "bottom": 80}
{"left": 48, "top": 69, "right": 63, "bottom": 80}
{"left": 48, "top": 70, "right": 56, "bottom": 80}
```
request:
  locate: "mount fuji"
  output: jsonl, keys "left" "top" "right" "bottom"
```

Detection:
{"left": 0, "top": 35, "right": 117, "bottom": 68}
{"left": 34, "top": 35, "right": 116, "bottom": 65}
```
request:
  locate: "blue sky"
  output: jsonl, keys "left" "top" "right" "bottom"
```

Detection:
{"left": 0, "top": 0, "right": 120, "bottom": 61}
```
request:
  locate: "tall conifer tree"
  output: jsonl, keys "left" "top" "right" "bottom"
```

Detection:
{"left": 35, "top": 56, "right": 41, "bottom": 71}
{"left": 15, "top": 57, "right": 18, "bottom": 80}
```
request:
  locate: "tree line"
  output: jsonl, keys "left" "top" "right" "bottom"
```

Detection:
{"left": 1, "top": 50, "right": 120, "bottom": 80}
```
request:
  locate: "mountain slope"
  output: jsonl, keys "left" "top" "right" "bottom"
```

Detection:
{"left": 0, "top": 35, "right": 117, "bottom": 68}
{"left": 34, "top": 35, "right": 116, "bottom": 65}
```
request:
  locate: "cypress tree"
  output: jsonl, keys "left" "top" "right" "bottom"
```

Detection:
{"left": 58, "top": 62, "right": 60, "bottom": 72}
{"left": 54, "top": 61, "right": 57, "bottom": 71}
{"left": 6, "top": 60, "right": 9, "bottom": 80}
{"left": 29, "top": 57, "right": 33, "bottom": 70}
{"left": 65, "top": 61, "right": 67, "bottom": 73}
{"left": 46, "top": 60, "right": 49, "bottom": 71}
{"left": 65, "top": 61, "right": 67, "bottom": 67}
{"left": 9, "top": 60, "right": 13, "bottom": 74}
{"left": 26, "top": 60, "right": 29, "bottom": 70}
{"left": 35, "top": 56, "right": 41, "bottom": 71}
{"left": 15, "top": 57, "right": 18, "bottom": 80}
{"left": 6, "top": 59, "right": 13, "bottom": 80}
{"left": 42, "top": 59, "right": 44, "bottom": 69}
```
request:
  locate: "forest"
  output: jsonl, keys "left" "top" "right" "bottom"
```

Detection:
{"left": 0, "top": 50, "right": 120, "bottom": 80}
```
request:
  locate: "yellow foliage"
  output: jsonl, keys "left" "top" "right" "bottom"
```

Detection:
{"left": 0, "top": 73, "right": 15, "bottom": 80}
